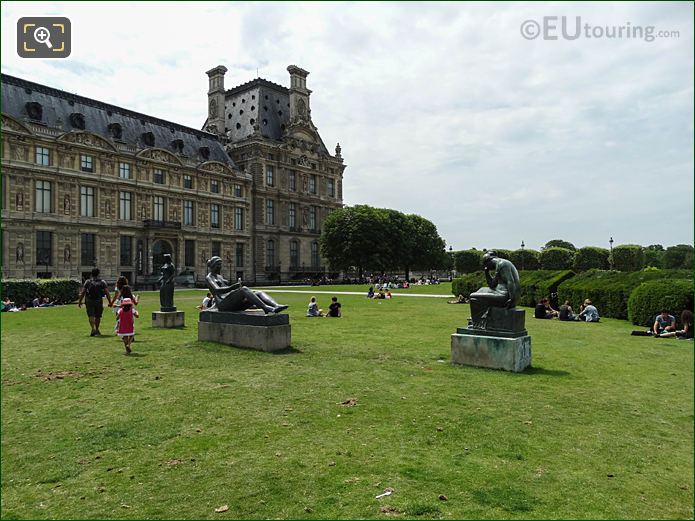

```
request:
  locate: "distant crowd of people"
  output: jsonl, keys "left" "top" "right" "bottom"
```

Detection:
{"left": 534, "top": 298, "right": 600, "bottom": 322}
{"left": 2, "top": 295, "right": 62, "bottom": 312}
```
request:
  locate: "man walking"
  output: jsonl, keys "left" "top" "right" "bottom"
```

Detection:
{"left": 78, "top": 268, "right": 113, "bottom": 336}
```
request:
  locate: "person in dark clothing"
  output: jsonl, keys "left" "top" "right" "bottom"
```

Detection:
{"left": 534, "top": 298, "right": 557, "bottom": 319}
{"left": 326, "top": 297, "right": 342, "bottom": 317}
{"left": 558, "top": 300, "right": 578, "bottom": 321}
{"left": 78, "top": 268, "right": 113, "bottom": 336}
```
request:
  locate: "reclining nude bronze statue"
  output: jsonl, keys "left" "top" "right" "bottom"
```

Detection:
{"left": 205, "top": 256, "right": 288, "bottom": 314}
{"left": 468, "top": 251, "right": 521, "bottom": 330}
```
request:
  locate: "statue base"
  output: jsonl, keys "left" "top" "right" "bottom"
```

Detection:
{"left": 451, "top": 333, "right": 531, "bottom": 373}
{"left": 466, "top": 307, "right": 528, "bottom": 338}
{"left": 198, "top": 310, "right": 291, "bottom": 352}
{"left": 152, "top": 310, "right": 185, "bottom": 328}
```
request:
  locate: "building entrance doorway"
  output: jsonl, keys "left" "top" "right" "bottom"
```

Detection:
{"left": 152, "top": 239, "right": 173, "bottom": 274}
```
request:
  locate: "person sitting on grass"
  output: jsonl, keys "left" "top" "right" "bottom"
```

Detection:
{"left": 367, "top": 287, "right": 375, "bottom": 299}
{"left": 559, "top": 300, "right": 578, "bottom": 321}
{"left": 659, "top": 310, "right": 694, "bottom": 340}
{"left": 447, "top": 294, "right": 467, "bottom": 304}
{"left": 375, "top": 290, "right": 386, "bottom": 300}
{"left": 197, "top": 292, "right": 214, "bottom": 310}
{"left": 326, "top": 296, "right": 342, "bottom": 317}
{"left": 534, "top": 298, "right": 558, "bottom": 319}
{"left": 578, "top": 299, "right": 600, "bottom": 322}
{"left": 653, "top": 309, "right": 677, "bottom": 336}
{"left": 307, "top": 296, "right": 324, "bottom": 317}
{"left": 385, "top": 290, "right": 393, "bottom": 299}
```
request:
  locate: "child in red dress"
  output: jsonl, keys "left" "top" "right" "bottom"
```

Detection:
{"left": 116, "top": 298, "right": 139, "bottom": 354}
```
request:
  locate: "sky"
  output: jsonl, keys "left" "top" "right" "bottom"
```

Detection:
{"left": 1, "top": 1, "right": 693, "bottom": 251}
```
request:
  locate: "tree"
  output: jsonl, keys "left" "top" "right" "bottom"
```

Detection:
{"left": 543, "top": 240, "right": 576, "bottom": 251}
{"left": 540, "top": 247, "right": 575, "bottom": 270}
{"left": 612, "top": 244, "right": 645, "bottom": 271}
{"left": 401, "top": 213, "right": 446, "bottom": 279}
{"left": 573, "top": 247, "right": 609, "bottom": 271}
{"left": 643, "top": 245, "right": 664, "bottom": 268}
{"left": 663, "top": 244, "right": 694, "bottom": 269}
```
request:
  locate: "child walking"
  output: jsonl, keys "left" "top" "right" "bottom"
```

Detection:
{"left": 116, "top": 298, "right": 139, "bottom": 354}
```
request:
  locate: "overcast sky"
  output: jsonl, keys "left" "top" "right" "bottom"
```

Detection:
{"left": 2, "top": 1, "right": 693, "bottom": 251}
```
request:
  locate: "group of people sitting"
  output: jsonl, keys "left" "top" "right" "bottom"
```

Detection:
{"left": 306, "top": 296, "right": 342, "bottom": 317}
{"left": 367, "top": 287, "right": 392, "bottom": 300}
{"left": 2, "top": 295, "right": 60, "bottom": 312}
{"left": 651, "top": 309, "right": 693, "bottom": 340}
{"left": 535, "top": 298, "right": 600, "bottom": 322}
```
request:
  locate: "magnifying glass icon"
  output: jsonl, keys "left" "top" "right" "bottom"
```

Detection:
{"left": 33, "top": 26, "right": 53, "bottom": 49}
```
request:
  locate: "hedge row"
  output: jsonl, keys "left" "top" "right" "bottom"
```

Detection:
{"left": 628, "top": 279, "right": 694, "bottom": 327}
{"left": 2, "top": 279, "right": 81, "bottom": 305}
{"left": 451, "top": 270, "right": 575, "bottom": 307}
{"left": 557, "top": 269, "right": 692, "bottom": 320}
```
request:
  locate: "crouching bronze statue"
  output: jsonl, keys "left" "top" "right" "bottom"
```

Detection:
{"left": 205, "top": 256, "right": 288, "bottom": 314}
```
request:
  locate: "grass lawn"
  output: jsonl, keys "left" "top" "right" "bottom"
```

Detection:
{"left": 1, "top": 288, "right": 692, "bottom": 519}
{"left": 256, "top": 282, "right": 455, "bottom": 296}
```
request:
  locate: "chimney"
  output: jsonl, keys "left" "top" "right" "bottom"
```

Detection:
{"left": 205, "top": 65, "right": 227, "bottom": 135}
{"left": 287, "top": 65, "right": 311, "bottom": 123}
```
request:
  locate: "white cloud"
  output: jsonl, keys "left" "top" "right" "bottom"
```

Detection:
{"left": 2, "top": 1, "right": 692, "bottom": 250}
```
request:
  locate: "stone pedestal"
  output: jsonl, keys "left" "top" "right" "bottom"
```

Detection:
{"left": 152, "top": 310, "right": 185, "bottom": 328}
{"left": 451, "top": 307, "right": 531, "bottom": 372}
{"left": 198, "top": 310, "right": 291, "bottom": 352}
{"left": 451, "top": 332, "right": 531, "bottom": 372}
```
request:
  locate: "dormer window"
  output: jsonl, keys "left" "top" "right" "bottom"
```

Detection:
{"left": 142, "top": 132, "right": 155, "bottom": 147}
{"left": 25, "top": 102, "right": 43, "bottom": 120}
{"left": 171, "top": 139, "right": 184, "bottom": 154}
{"left": 108, "top": 123, "right": 123, "bottom": 140}
{"left": 199, "top": 147, "right": 210, "bottom": 160}
{"left": 69, "top": 112, "right": 85, "bottom": 129}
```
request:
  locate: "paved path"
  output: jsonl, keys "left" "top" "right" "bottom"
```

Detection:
{"left": 255, "top": 288, "right": 451, "bottom": 299}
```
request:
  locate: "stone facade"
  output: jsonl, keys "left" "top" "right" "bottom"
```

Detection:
{"left": 1, "top": 64, "right": 345, "bottom": 285}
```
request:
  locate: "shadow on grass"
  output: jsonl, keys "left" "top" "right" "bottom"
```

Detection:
{"left": 269, "top": 346, "right": 303, "bottom": 355}
{"left": 521, "top": 365, "right": 570, "bottom": 377}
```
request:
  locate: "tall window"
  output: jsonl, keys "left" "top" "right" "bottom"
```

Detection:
{"left": 183, "top": 175, "right": 192, "bottom": 189}
{"left": 36, "top": 231, "right": 52, "bottom": 266}
{"left": 289, "top": 171, "right": 296, "bottom": 191}
{"left": 235, "top": 243, "right": 244, "bottom": 267}
{"left": 327, "top": 178, "right": 335, "bottom": 197}
{"left": 80, "top": 186, "right": 95, "bottom": 217}
{"left": 35, "top": 180, "right": 52, "bottom": 213}
{"left": 211, "top": 204, "right": 220, "bottom": 228}
{"left": 183, "top": 200, "right": 194, "bottom": 226}
{"left": 290, "top": 240, "right": 299, "bottom": 268}
{"left": 80, "top": 154, "right": 94, "bottom": 173}
{"left": 120, "top": 236, "right": 133, "bottom": 266}
{"left": 266, "top": 165, "right": 274, "bottom": 187}
{"left": 309, "top": 206, "right": 317, "bottom": 231}
{"left": 211, "top": 241, "right": 221, "bottom": 258}
{"left": 211, "top": 180, "right": 219, "bottom": 193}
{"left": 119, "top": 162, "right": 131, "bottom": 179}
{"left": 266, "top": 240, "right": 275, "bottom": 268}
{"left": 153, "top": 168, "right": 165, "bottom": 184}
{"left": 119, "top": 191, "right": 132, "bottom": 220}
{"left": 234, "top": 207, "right": 244, "bottom": 230}
{"left": 234, "top": 184, "right": 243, "bottom": 197}
{"left": 184, "top": 240, "right": 195, "bottom": 266}
{"left": 265, "top": 199, "right": 275, "bottom": 225}
{"left": 153, "top": 196, "right": 165, "bottom": 221}
{"left": 35, "top": 146, "right": 50, "bottom": 166}
{"left": 289, "top": 203, "right": 296, "bottom": 229}
{"left": 309, "top": 174, "right": 317, "bottom": 194}
{"left": 311, "top": 241, "right": 320, "bottom": 267}
{"left": 81, "top": 233, "right": 96, "bottom": 266}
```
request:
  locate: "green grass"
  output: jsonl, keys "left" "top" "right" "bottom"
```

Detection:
{"left": 1, "top": 289, "right": 693, "bottom": 519}
{"left": 256, "top": 282, "right": 455, "bottom": 295}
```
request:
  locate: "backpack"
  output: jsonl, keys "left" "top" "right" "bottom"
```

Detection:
{"left": 86, "top": 279, "right": 104, "bottom": 300}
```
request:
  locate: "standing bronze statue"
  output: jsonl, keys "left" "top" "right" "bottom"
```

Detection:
{"left": 205, "top": 256, "right": 288, "bottom": 313}
{"left": 469, "top": 251, "right": 521, "bottom": 330}
{"left": 158, "top": 253, "right": 176, "bottom": 312}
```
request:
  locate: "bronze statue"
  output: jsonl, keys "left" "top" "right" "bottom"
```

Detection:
{"left": 205, "top": 256, "right": 287, "bottom": 313}
{"left": 469, "top": 251, "right": 521, "bottom": 330}
{"left": 158, "top": 253, "right": 176, "bottom": 311}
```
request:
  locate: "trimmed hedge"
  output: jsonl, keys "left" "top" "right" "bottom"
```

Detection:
{"left": 573, "top": 247, "right": 609, "bottom": 272}
{"left": 544, "top": 240, "right": 576, "bottom": 251}
{"left": 2, "top": 279, "right": 81, "bottom": 306}
{"left": 612, "top": 244, "right": 644, "bottom": 271}
{"left": 451, "top": 270, "right": 575, "bottom": 306}
{"left": 454, "top": 249, "right": 483, "bottom": 274}
{"left": 663, "top": 245, "right": 694, "bottom": 270}
{"left": 540, "top": 247, "right": 575, "bottom": 270}
{"left": 627, "top": 279, "right": 694, "bottom": 327}
{"left": 510, "top": 249, "right": 540, "bottom": 271}
{"left": 557, "top": 269, "right": 692, "bottom": 320}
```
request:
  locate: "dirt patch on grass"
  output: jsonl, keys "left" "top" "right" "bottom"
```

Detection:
{"left": 34, "top": 370, "right": 81, "bottom": 381}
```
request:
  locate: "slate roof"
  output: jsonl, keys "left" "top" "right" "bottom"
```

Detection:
{"left": 1, "top": 73, "right": 234, "bottom": 165}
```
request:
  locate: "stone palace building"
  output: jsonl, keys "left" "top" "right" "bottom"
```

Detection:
{"left": 1, "top": 65, "right": 346, "bottom": 285}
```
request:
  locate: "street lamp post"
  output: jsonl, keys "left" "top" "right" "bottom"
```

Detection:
{"left": 609, "top": 237, "right": 614, "bottom": 270}
{"left": 520, "top": 240, "right": 525, "bottom": 271}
